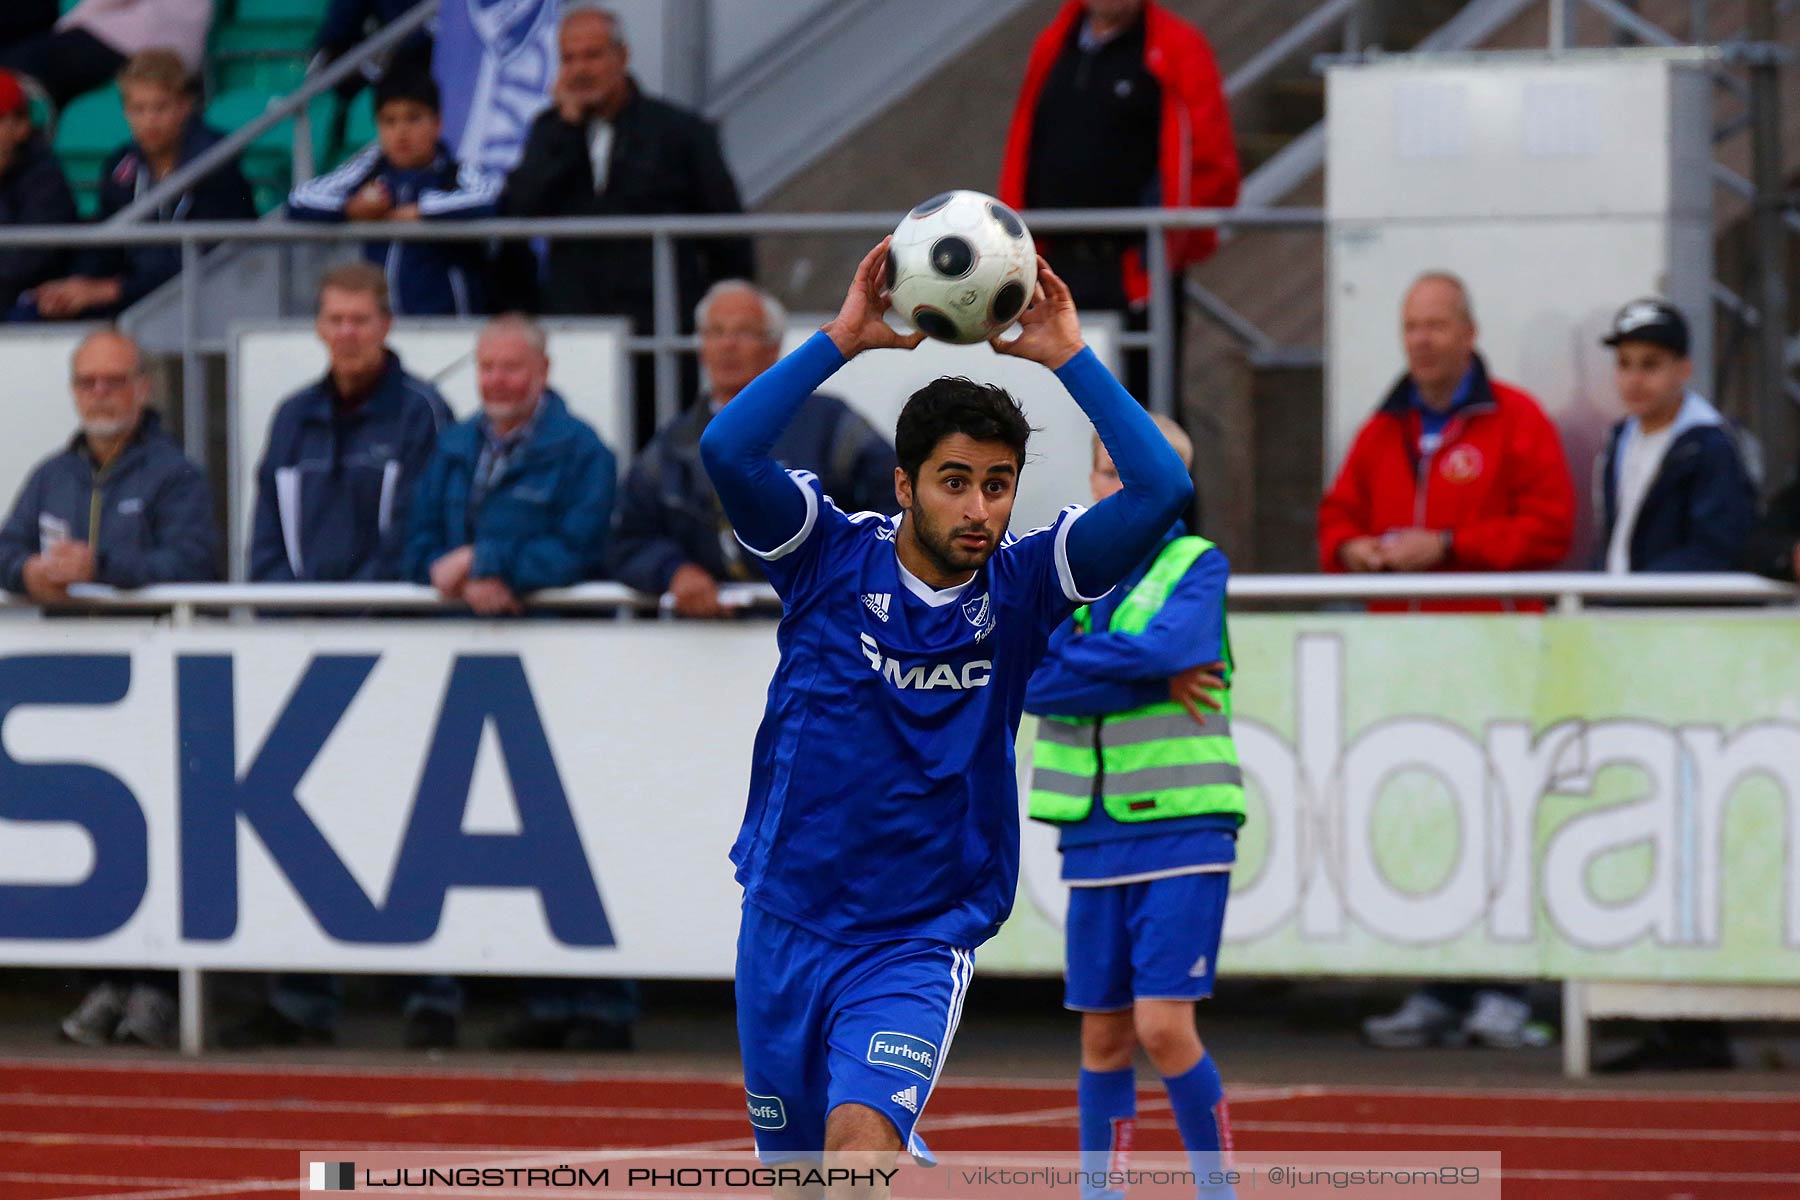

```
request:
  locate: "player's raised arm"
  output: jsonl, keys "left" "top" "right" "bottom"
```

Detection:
{"left": 699, "top": 238, "right": 923, "bottom": 553}
{"left": 991, "top": 259, "right": 1193, "bottom": 596}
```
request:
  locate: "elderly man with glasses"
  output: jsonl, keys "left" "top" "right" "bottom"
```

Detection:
{"left": 0, "top": 326, "right": 216, "bottom": 604}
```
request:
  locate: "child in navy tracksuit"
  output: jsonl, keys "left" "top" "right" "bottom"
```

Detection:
{"left": 287, "top": 69, "right": 496, "bottom": 316}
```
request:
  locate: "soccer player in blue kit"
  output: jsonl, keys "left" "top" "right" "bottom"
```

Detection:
{"left": 699, "top": 237, "right": 1192, "bottom": 1185}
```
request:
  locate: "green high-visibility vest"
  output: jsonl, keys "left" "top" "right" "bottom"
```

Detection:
{"left": 1028, "top": 536, "right": 1246, "bottom": 826}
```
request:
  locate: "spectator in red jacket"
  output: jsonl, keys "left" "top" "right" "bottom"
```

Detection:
{"left": 1318, "top": 271, "right": 1576, "bottom": 610}
{"left": 999, "top": 0, "right": 1238, "bottom": 404}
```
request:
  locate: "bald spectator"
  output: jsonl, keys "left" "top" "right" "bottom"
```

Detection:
{"left": 612, "top": 280, "right": 896, "bottom": 615}
{"left": 404, "top": 314, "right": 617, "bottom": 613}
{"left": 498, "top": 3, "right": 751, "bottom": 430}
{"left": 0, "top": 0, "right": 212, "bottom": 107}
{"left": 0, "top": 328, "right": 216, "bottom": 601}
{"left": 1319, "top": 272, "right": 1576, "bottom": 601}
{"left": 0, "top": 69, "right": 77, "bottom": 317}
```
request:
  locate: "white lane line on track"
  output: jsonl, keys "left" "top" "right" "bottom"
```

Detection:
{"left": 1138, "top": 1117, "right": 1800, "bottom": 1142}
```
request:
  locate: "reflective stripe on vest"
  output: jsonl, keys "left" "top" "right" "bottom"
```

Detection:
{"left": 1028, "top": 536, "right": 1246, "bottom": 826}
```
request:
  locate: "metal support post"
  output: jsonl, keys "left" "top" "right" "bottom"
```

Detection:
{"left": 1562, "top": 980, "right": 1590, "bottom": 1078}
{"left": 1548, "top": 0, "right": 1578, "bottom": 51}
{"left": 178, "top": 967, "right": 205, "bottom": 1056}
{"left": 651, "top": 233, "right": 682, "bottom": 434}
{"left": 1749, "top": 0, "right": 1794, "bottom": 492}
{"left": 180, "top": 238, "right": 205, "bottom": 471}
{"left": 1146, "top": 224, "right": 1176, "bottom": 418}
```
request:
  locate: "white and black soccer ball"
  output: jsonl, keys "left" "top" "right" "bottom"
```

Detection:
{"left": 887, "top": 190, "right": 1036, "bottom": 345}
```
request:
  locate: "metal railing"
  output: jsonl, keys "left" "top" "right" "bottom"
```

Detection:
{"left": 8, "top": 573, "right": 1791, "bottom": 623}
{"left": 0, "top": 206, "right": 1321, "bottom": 471}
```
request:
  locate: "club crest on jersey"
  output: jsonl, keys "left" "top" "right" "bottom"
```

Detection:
{"left": 860, "top": 634, "right": 992, "bottom": 691}
{"left": 867, "top": 1031, "right": 937, "bottom": 1080}
{"left": 863, "top": 593, "right": 891, "bottom": 622}
{"left": 961, "top": 592, "right": 996, "bottom": 642}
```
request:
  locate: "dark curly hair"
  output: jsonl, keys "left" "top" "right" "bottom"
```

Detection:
{"left": 895, "top": 376, "right": 1033, "bottom": 480}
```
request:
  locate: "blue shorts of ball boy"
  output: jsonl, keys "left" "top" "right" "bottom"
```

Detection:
{"left": 1064, "top": 869, "right": 1231, "bottom": 1011}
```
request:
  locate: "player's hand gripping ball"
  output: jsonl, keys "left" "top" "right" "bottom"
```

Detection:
{"left": 887, "top": 190, "right": 1037, "bottom": 345}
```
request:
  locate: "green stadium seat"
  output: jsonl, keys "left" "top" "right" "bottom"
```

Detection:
{"left": 231, "top": 0, "right": 330, "bottom": 25}
{"left": 54, "top": 86, "right": 129, "bottom": 161}
{"left": 211, "top": 25, "right": 317, "bottom": 56}
{"left": 205, "top": 86, "right": 340, "bottom": 213}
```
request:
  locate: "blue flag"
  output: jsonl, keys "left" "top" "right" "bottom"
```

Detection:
{"left": 434, "top": 0, "right": 560, "bottom": 178}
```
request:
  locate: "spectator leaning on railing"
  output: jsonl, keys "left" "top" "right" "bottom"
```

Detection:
{"left": 32, "top": 49, "right": 255, "bottom": 321}
{"left": 1321, "top": 271, "right": 1571, "bottom": 1053}
{"left": 612, "top": 280, "right": 897, "bottom": 617}
{"left": 0, "top": 327, "right": 216, "bottom": 602}
{"left": 1593, "top": 300, "right": 1757, "bottom": 576}
{"left": 404, "top": 313, "right": 617, "bottom": 615}
{"left": 249, "top": 262, "right": 452, "bottom": 585}
{"left": 288, "top": 69, "right": 498, "bottom": 318}
{"left": 0, "top": 68, "right": 77, "bottom": 317}
{"left": 1318, "top": 271, "right": 1576, "bottom": 605}
{"left": 0, "top": 0, "right": 211, "bottom": 108}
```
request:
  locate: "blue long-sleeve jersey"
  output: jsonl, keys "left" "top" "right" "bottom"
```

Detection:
{"left": 699, "top": 331, "right": 1190, "bottom": 946}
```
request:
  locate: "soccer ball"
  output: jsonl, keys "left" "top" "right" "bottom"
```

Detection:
{"left": 887, "top": 190, "right": 1037, "bottom": 345}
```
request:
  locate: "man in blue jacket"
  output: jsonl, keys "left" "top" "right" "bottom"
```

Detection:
{"left": 406, "top": 312, "right": 617, "bottom": 613}
{"left": 288, "top": 69, "right": 497, "bottom": 317}
{"left": 612, "top": 279, "right": 895, "bottom": 616}
{"left": 1594, "top": 299, "right": 1757, "bottom": 574}
{"left": 404, "top": 311, "right": 633, "bottom": 1050}
{"left": 249, "top": 262, "right": 452, "bottom": 584}
{"left": 1024, "top": 414, "right": 1239, "bottom": 1198}
{"left": 33, "top": 50, "right": 255, "bottom": 320}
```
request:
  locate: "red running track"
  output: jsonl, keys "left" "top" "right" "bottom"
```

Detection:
{"left": 0, "top": 1058, "right": 1796, "bottom": 1199}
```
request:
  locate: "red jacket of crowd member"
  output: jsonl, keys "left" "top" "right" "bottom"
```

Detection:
{"left": 999, "top": 0, "right": 1239, "bottom": 307}
{"left": 1318, "top": 357, "right": 1577, "bottom": 611}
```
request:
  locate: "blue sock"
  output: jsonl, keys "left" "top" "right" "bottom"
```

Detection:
{"left": 1163, "top": 1054, "right": 1232, "bottom": 1196}
{"left": 1077, "top": 1067, "right": 1137, "bottom": 1200}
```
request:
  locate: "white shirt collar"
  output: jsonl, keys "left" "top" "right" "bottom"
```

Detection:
{"left": 895, "top": 554, "right": 976, "bottom": 608}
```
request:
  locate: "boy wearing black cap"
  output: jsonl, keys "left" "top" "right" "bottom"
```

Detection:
{"left": 1595, "top": 299, "right": 1757, "bottom": 574}
{"left": 288, "top": 70, "right": 497, "bottom": 316}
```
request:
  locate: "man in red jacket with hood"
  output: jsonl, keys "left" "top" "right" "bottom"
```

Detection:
{"left": 1318, "top": 271, "right": 1576, "bottom": 615}
{"left": 1001, "top": 0, "right": 1238, "bottom": 402}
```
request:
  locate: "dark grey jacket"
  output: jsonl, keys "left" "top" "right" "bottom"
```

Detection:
{"left": 611, "top": 391, "right": 895, "bottom": 594}
{"left": 0, "top": 410, "right": 218, "bottom": 592}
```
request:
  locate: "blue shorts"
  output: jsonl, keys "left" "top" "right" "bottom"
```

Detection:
{"left": 735, "top": 902, "right": 973, "bottom": 1162}
{"left": 1064, "top": 870, "right": 1230, "bottom": 1011}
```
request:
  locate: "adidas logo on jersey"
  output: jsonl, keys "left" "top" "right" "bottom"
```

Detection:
{"left": 890, "top": 1085, "right": 919, "bottom": 1114}
{"left": 863, "top": 593, "right": 891, "bottom": 622}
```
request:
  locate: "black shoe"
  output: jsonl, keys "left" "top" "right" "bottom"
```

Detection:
{"left": 404, "top": 1008, "right": 458, "bottom": 1051}
{"left": 216, "top": 1005, "right": 334, "bottom": 1050}
{"left": 565, "top": 1018, "right": 634, "bottom": 1052}
{"left": 488, "top": 1015, "right": 572, "bottom": 1051}
{"left": 1596, "top": 1022, "right": 1734, "bottom": 1073}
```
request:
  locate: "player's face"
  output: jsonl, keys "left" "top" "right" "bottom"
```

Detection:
{"left": 700, "top": 290, "right": 780, "bottom": 404}
{"left": 376, "top": 98, "right": 441, "bottom": 171}
{"left": 1090, "top": 444, "right": 1121, "bottom": 503}
{"left": 1401, "top": 279, "right": 1477, "bottom": 395}
{"left": 896, "top": 434, "right": 1020, "bottom": 577}
{"left": 1614, "top": 341, "right": 1691, "bottom": 426}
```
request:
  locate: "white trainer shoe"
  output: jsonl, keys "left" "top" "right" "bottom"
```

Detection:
{"left": 1461, "top": 989, "right": 1546, "bottom": 1049}
{"left": 1361, "top": 990, "right": 1462, "bottom": 1048}
{"left": 60, "top": 982, "right": 128, "bottom": 1046}
{"left": 114, "top": 983, "right": 178, "bottom": 1049}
